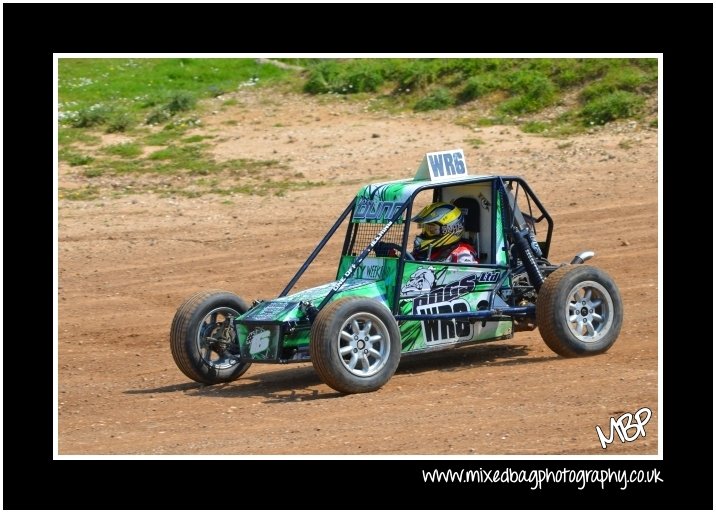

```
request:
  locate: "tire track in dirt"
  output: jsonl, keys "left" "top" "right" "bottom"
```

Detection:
{"left": 58, "top": 90, "right": 659, "bottom": 455}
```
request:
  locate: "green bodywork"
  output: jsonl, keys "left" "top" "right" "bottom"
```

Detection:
{"left": 234, "top": 174, "right": 519, "bottom": 363}
{"left": 397, "top": 262, "right": 513, "bottom": 352}
{"left": 237, "top": 273, "right": 393, "bottom": 361}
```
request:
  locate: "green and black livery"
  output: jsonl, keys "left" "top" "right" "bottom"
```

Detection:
{"left": 170, "top": 149, "right": 624, "bottom": 394}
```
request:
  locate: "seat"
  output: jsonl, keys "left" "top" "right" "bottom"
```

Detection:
{"left": 452, "top": 197, "right": 481, "bottom": 257}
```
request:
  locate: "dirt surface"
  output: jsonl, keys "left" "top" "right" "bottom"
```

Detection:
{"left": 58, "top": 89, "right": 659, "bottom": 455}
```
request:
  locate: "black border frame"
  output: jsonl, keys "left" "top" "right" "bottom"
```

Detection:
{"left": 4, "top": 2, "right": 711, "bottom": 510}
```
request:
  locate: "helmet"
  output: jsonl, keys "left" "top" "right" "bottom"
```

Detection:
{"left": 411, "top": 202, "right": 465, "bottom": 254}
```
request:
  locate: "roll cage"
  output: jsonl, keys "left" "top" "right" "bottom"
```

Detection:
{"left": 279, "top": 175, "right": 553, "bottom": 318}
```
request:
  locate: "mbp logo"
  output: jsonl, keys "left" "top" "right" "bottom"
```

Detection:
{"left": 595, "top": 407, "right": 652, "bottom": 449}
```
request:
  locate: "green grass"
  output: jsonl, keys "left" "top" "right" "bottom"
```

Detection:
{"left": 301, "top": 57, "right": 657, "bottom": 127}
{"left": 83, "top": 141, "right": 286, "bottom": 178}
{"left": 103, "top": 142, "right": 143, "bottom": 158}
{"left": 155, "top": 187, "right": 204, "bottom": 199}
{"left": 463, "top": 116, "right": 509, "bottom": 128}
{"left": 457, "top": 74, "right": 504, "bottom": 103}
{"left": 83, "top": 168, "right": 105, "bottom": 178}
{"left": 414, "top": 87, "right": 454, "bottom": 111}
{"left": 59, "top": 58, "right": 291, "bottom": 112}
{"left": 57, "top": 58, "right": 332, "bottom": 200}
{"left": 464, "top": 138, "right": 485, "bottom": 148}
{"left": 58, "top": 127, "right": 102, "bottom": 146}
{"left": 581, "top": 91, "right": 644, "bottom": 125}
{"left": 498, "top": 70, "right": 557, "bottom": 114}
{"left": 224, "top": 158, "right": 285, "bottom": 175}
{"left": 60, "top": 59, "right": 657, "bottom": 133}
{"left": 211, "top": 179, "right": 326, "bottom": 197}
{"left": 89, "top": 159, "right": 148, "bottom": 175}
{"left": 147, "top": 143, "right": 219, "bottom": 174}
{"left": 58, "top": 57, "right": 658, "bottom": 202}
{"left": 68, "top": 104, "right": 114, "bottom": 128}
{"left": 165, "top": 90, "right": 197, "bottom": 113}
{"left": 303, "top": 60, "right": 390, "bottom": 94}
{"left": 142, "top": 128, "right": 188, "bottom": 145}
{"left": 60, "top": 186, "right": 100, "bottom": 201}
{"left": 59, "top": 59, "right": 295, "bottom": 134}
{"left": 59, "top": 148, "right": 94, "bottom": 166}
{"left": 521, "top": 121, "right": 550, "bottom": 134}
{"left": 580, "top": 66, "right": 654, "bottom": 102}
{"left": 105, "top": 110, "right": 136, "bottom": 133}
{"left": 148, "top": 143, "right": 206, "bottom": 160}
{"left": 182, "top": 134, "right": 212, "bottom": 143}
{"left": 147, "top": 175, "right": 325, "bottom": 199}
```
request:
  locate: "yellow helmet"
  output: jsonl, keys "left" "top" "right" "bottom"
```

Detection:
{"left": 411, "top": 202, "right": 465, "bottom": 254}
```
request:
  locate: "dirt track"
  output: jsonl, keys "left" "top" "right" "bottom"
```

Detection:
{"left": 58, "top": 89, "right": 659, "bottom": 455}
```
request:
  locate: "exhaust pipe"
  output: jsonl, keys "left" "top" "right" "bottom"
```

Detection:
{"left": 570, "top": 251, "right": 595, "bottom": 265}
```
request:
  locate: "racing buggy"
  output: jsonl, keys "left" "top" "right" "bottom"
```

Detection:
{"left": 170, "top": 149, "right": 623, "bottom": 394}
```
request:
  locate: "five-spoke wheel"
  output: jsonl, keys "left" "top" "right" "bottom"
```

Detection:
{"left": 536, "top": 265, "right": 623, "bottom": 357}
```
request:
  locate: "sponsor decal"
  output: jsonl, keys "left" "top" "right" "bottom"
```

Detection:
{"left": 477, "top": 270, "right": 500, "bottom": 283}
{"left": 402, "top": 267, "right": 474, "bottom": 346}
{"left": 246, "top": 301, "right": 294, "bottom": 321}
{"left": 247, "top": 328, "right": 270, "bottom": 355}
{"left": 352, "top": 257, "right": 385, "bottom": 280}
{"left": 401, "top": 266, "right": 436, "bottom": 295}
{"left": 401, "top": 267, "right": 502, "bottom": 346}
{"left": 414, "top": 274, "right": 475, "bottom": 346}
{"left": 353, "top": 198, "right": 404, "bottom": 222}
{"left": 478, "top": 191, "right": 491, "bottom": 209}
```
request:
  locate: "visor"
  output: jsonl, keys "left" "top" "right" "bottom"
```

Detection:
{"left": 420, "top": 223, "right": 441, "bottom": 237}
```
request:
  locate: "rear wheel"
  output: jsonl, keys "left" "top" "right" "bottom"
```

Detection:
{"left": 536, "top": 265, "right": 623, "bottom": 357}
{"left": 311, "top": 297, "right": 401, "bottom": 394}
{"left": 170, "top": 290, "right": 252, "bottom": 384}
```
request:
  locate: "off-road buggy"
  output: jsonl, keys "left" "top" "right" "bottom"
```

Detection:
{"left": 170, "top": 149, "right": 623, "bottom": 394}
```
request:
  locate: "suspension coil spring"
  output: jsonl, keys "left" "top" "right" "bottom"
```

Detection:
{"left": 511, "top": 227, "right": 545, "bottom": 292}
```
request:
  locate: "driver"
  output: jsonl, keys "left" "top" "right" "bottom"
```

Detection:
{"left": 411, "top": 202, "right": 478, "bottom": 263}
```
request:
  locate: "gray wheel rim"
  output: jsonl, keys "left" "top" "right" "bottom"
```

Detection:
{"left": 196, "top": 306, "right": 240, "bottom": 369}
{"left": 337, "top": 312, "right": 390, "bottom": 378}
{"left": 564, "top": 280, "right": 614, "bottom": 343}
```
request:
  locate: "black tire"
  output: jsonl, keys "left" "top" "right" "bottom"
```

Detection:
{"left": 536, "top": 265, "right": 623, "bottom": 357}
{"left": 311, "top": 297, "right": 401, "bottom": 394}
{"left": 170, "top": 290, "right": 252, "bottom": 384}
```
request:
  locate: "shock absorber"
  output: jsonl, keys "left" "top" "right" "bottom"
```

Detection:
{"left": 511, "top": 227, "right": 545, "bottom": 292}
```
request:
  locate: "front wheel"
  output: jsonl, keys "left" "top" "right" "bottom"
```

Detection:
{"left": 536, "top": 265, "right": 623, "bottom": 357}
{"left": 170, "top": 290, "right": 252, "bottom": 384}
{"left": 310, "top": 297, "right": 401, "bottom": 394}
